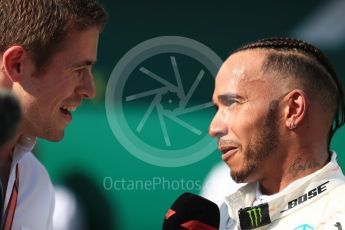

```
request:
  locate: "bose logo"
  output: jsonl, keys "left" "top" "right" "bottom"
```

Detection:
{"left": 281, "top": 181, "right": 329, "bottom": 213}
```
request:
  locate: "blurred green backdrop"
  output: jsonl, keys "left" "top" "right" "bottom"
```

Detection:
{"left": 37, "top": 0, "right": 345, "bottom": 229}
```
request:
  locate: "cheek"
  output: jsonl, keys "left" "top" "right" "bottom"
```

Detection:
{"left": 22, "top": 96, "right": 46, "bottom": 117}
{"left": 228, "top": 105, "right": 252, "bottom": 130}
{"left": 232, "top": 105, "right": 267, "bottom": 142}
{"left": 39, "top": 79, "right": 74, "bottom": 102}
{"left": 16, "top": 91, "right": 37, "bottom": 113}
{"left": 27, "top": 90, "right": 62, "bottom": 115}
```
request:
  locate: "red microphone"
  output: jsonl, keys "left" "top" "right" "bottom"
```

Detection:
{"left": 163, "top": 193, "right": 220, "bottom": 230}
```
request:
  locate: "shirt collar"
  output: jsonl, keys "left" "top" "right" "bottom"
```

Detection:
{"left": 11, "top": 135, "right": 36, "bottom": 167}
{"left": 224, "top": 152, "right": 344, "bottom": 224}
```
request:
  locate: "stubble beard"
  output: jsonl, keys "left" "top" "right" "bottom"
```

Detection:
{"left": 231, "top": 100, "right": 280, "bottom": 183}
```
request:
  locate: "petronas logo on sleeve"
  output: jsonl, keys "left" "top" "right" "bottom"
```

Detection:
{"left": 239, "top": 203, "right": 271, "bottom": 229}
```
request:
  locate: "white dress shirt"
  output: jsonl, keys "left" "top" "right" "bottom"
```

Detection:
{"left": 2, "top": 136, "right": 55, "bottom": 230}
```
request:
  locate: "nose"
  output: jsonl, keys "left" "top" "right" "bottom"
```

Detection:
{"left": 76, "top": 70, "right": 96, "bottom": 99}
{"left": 209, "top": 110, "right": 228, "bottom": 138}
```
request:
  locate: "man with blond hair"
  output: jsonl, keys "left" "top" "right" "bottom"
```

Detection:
{"left": 0, "top": 0, "right": 107, "bottom": 229}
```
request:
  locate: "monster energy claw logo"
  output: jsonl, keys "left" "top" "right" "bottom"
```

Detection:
{"left": 239, "top": 203, "right": 271, "bottom": 229}
{"left": 247, "top": 208, "right": 262, "bottom": 227}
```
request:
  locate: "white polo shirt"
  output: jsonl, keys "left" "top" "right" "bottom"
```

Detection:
{"left": 2, "top": 136, "right": 54, "bottom": 230}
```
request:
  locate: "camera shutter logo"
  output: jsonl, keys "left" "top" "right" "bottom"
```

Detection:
{"left": 106, "top": 36, "right": 222, "bottom": 167}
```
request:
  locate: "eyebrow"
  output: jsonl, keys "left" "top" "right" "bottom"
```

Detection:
{"left": 215, "top": 93, "right": 245, "bottom": 105}
{"left": 71, "top": 60, "right": 96, "bottom": 68}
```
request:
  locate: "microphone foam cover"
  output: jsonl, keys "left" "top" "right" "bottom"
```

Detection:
{"left": 163, "top": 192, "right": 220, "bottom": 230}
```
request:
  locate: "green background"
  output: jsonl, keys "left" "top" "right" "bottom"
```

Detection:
{"left": 37, "top": 0, "right": 345, "bottom": 229}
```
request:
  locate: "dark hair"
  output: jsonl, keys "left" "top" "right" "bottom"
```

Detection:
{"left": 235, "top": 37, "right": 345, "bottom": 148}
{"left": 0, "top": 0, "right": 107, "bottom": 72}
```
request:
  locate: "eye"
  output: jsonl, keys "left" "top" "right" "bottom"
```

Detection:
{"left": 218, "top": 95, "right": 242, "bottom": 107}
{"left": 222, "top": 99, "right": 239, "bottom": 107}
{"left": 226, "top": 100, "right": 236, "bottom": 106}
{"left": 73, "top": 68, "right": 86, "bottom": 78}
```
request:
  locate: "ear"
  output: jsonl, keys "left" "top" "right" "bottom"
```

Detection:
{"left": 2, "top": 46, "right": 31, "bottom": 82}
{"left": 283, "top": 89, "right": 308, "bottom": 130}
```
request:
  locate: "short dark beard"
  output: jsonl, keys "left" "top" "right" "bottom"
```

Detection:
{"left": 231, "top": 100, "right": 280, "bottom": 183}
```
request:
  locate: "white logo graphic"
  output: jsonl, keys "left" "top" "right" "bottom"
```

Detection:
{"left": 106, "top": 36, "right": 222, "bottom": 167}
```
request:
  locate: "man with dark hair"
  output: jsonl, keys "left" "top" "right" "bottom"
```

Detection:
{"left": 209, "top": 37, "right": 345, "bottom": 229}
{"left": 0, "top": 0, "right": 107, "bottom": 229}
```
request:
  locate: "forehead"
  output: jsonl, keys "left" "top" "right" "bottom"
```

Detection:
{"left": 50, "top": 27, "right": 100, "bottom": 67}
{"left": 214, "top": 50, "right": 270, "bottom": 98}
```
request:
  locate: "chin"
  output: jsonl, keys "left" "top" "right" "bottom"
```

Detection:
{"left": 230, "top": 168, "right": 253, "bottom": 184}
{"left": 42, "top": 132, "right": 65, "bottom": 142}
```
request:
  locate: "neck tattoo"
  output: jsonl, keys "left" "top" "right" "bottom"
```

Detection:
{"left": 289, "top": 157, "right": 321, "bottom": 177}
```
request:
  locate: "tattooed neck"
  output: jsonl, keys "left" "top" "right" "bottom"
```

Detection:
{"left": 289, "top": 157, "right": 321, "bottom": 177}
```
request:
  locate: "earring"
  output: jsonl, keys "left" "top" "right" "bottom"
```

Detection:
{"left": 289, "top": 122, "right": 296, "bottom": 130}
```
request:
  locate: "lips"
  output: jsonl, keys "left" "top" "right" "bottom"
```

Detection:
{"left": 218, "top": 142, "right": 239, "bottom": 161}
{"left": 59, "top": 103, "right": 80, "bottom": 123}
{"left": 60, "top": 105, "right": 78, "bottom": 113}
{"left": 219, "top": 146, "right": 237, "bottom": 154}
